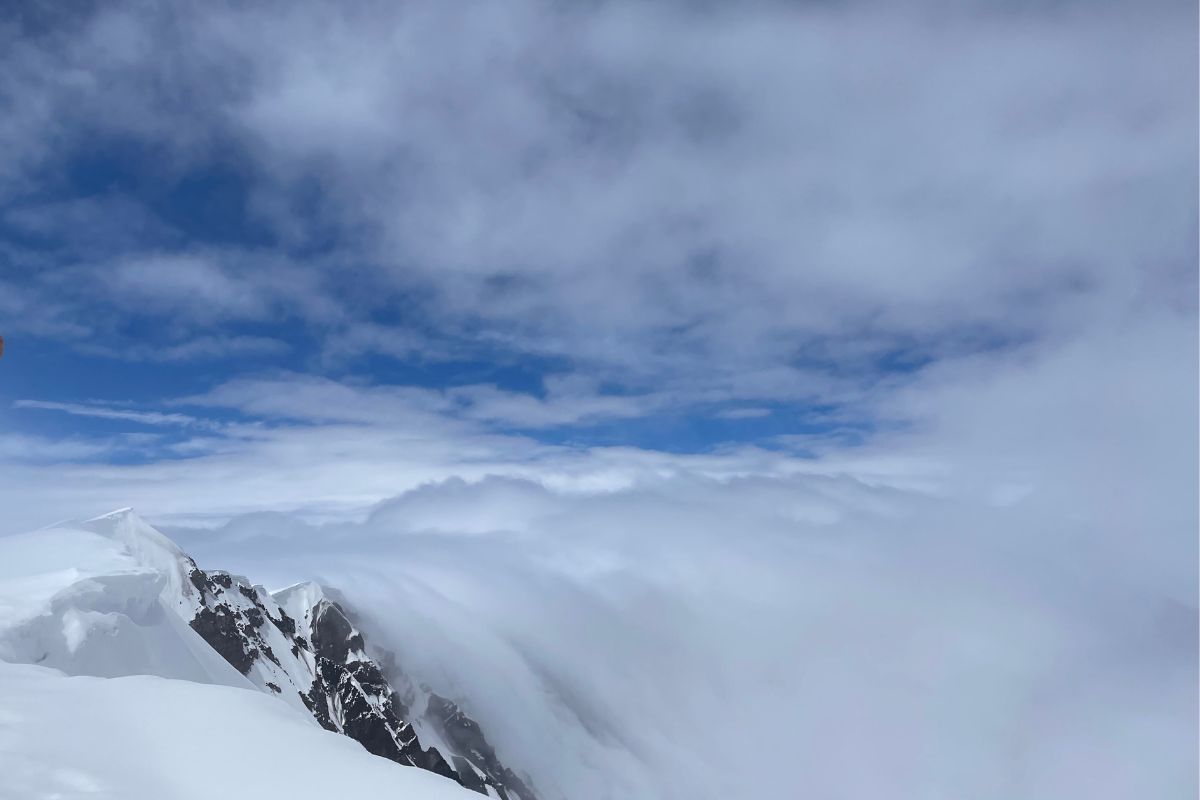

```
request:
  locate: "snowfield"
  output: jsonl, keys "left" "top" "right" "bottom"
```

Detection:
{"left": 0, "top": 663, "right": 475, "bottom": 800}
{"left": 0, "top": 523, "right": 247, "bottom": 686}
{"left": 0, "top": 513, "right": 478, "bottom": 800}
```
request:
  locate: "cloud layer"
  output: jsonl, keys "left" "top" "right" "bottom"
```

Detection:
{"left": 169, "top": 467, "right": 1195, "bottom": 800}
{"left": 1, "top": 0, "right": 1194, "bottom": 393}
{"left": 6, "top": 301, "right": 1194, "bottom": 798}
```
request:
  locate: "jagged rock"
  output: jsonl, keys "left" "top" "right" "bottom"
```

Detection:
{"left": 427, "top": 693, "right": 536, "bottom": 800}
{"left": 275, "top": 609, "right": 297, "bottom": 637}
{"left": 189, "top": 606, "right": 255, "bottom": 674}
{"left": 187, "top": 568, "right": 208, "bottom": 596}
{"left": 311, "top": 601, "right": 362, "bottom": 665}
{"left": 173, "top": 546, "right": 536, "bottom": 798}
{"left": 422, "top": 746, "right": 464, "bottom": 783}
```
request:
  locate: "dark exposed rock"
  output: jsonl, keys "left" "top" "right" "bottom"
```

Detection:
{"left": 450, "top": 755, "right": 489, "bottom": 795}
{"left": 340, "top": 701, "right": 405, "bottom": 761}
{"left": 420, "top": 746, "right": 461, "bottom": 783}
{"left": 349, "top": 660, "right": 388, "bottom": 693}
{"left": 275, "top": 609, "right": 297, "bottom": 637}
{"left": 189, "top": 607, "right": 255, "bottom": 674}
{"left": 299, "top": 593, "right": 536, "bottom": 798}
{"left": 295, "top": 600, "right": 433, "bottom": 775}
{"left": 427, "top": 693, "right": 536, "bottom": 800}
{"left": 301, "top": 688, "right": 338, "bottom": 732}
{"left": 311, "top": 602, "right": 356, "bottom": 665}
{"left": 187, "top": 568, "right": 208, "bottom": 597}
{"left": 180, "top": 556, "right": 535, "bottom": 799}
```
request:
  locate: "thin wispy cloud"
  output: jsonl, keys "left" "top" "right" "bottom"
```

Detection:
{"left": 13, "top": 399, "right": 208, "bottom": 428}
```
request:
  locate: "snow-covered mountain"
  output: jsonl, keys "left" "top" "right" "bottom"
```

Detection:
{"left": 0, "top": 509, "right": 536, "bottom": 800}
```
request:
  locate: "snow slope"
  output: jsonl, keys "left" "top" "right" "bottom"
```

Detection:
{"left": 0, "top": 663, "right": 475, "bottom": 800}
{"left": 0, "top": 520, "right": 246, "bottom": 686}
{"left": 0, "top": 513, "right": 480, "bottom": 800}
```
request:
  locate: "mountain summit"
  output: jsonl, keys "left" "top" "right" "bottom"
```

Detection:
{"left": 0, "top": 509, "right": 536, "bottom": 800}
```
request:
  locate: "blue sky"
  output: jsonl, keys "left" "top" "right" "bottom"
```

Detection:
{"left": 0, "top": 0, "right": 1195, "bottom": 529}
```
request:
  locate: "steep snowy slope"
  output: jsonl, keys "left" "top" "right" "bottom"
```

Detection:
{"left": 0, "top": 662, "right": 478, "bottom": 800}
{"left": 0, "top": 521, "right": 247, "bottom": 687}
{"left": 0, "top": 509, "right": 535, "bottom": 800}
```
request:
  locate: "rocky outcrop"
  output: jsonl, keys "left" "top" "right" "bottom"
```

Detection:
{"left": 177, "top": 559, "right": 535, "bottom": 799}
{"left": 426, "top": 693, "right": 538, "bottom": 800}
{"left": 43, "top": 508, "right": 536, "bottom": 797}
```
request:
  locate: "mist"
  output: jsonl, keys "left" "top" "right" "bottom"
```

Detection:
{"left": 168, "top": 473, "right": 1192, "bottom": 799}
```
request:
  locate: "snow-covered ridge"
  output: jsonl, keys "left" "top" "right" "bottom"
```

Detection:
{"left": 0, "top": 509, "right": 536, "bottom": 800}
{"left": 0, "top": 516, "right": 247, "bottom": 687}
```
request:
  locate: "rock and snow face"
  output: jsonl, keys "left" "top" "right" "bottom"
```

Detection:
{"left": 0, "top": 509, "right": 536, "bottom": 800}
{"left": 182, "top": 550, "right": 536, "bottom": 799}
{"left": 270, "top": 581, "right": 453, "bottom": 772}
{"left": 275, "top": 582, "right": 538, "bottom": 800}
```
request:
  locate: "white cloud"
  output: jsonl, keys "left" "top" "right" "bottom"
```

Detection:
{"left": 165, "top": 466, "right": 1194, "bottom": 800}
{"left": 180, "top": 372, "right": 667, "bottom": 430}
{"left": 712, "top": 407, "right": 771, "bottom": 420}
{"left": 0, "top": 433, "right": 113, "bottom": 463}
{"left": 85, "top": 334, "right": 291, "bottom": 362}
{"left": 0, "top": 0, "right": 1192, "bottom": 400}
{"left": 13, "top": 400, "right": 206, "bottom": 428}
{"left": 0, "top": 291, "right": 1192, "bottom": 800}
{"left": 110, "top": 255, "right": 264, "bottom": 317}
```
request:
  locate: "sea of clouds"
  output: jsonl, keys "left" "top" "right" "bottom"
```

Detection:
{"left": 163, "top": 312, "right": 1197, "bottom": 800}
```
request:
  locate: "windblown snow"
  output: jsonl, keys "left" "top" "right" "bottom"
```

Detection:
{"left": 0, "top": 510, "right": 483, "bottom": 800}
{"left": 0, "top": 514, "right": 243, "bottom": 686}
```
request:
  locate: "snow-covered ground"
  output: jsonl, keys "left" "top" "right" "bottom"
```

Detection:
{"left": 0, "top": 521, "right": 246, "bottom": 686}
{"left": 0, "top": 516, "right": 478, "bottom": 800}
{"left": 0, "top": 663, "right": 476, "bottom": 800}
